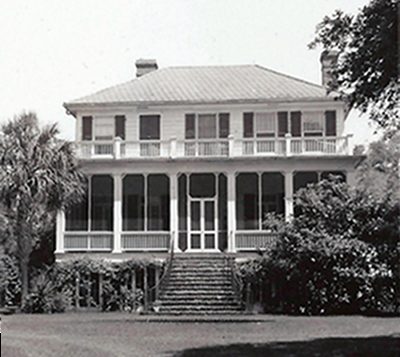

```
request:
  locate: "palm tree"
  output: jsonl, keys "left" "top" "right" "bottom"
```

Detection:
{"left": 0, "top": 112, "right": 86, "bottom": 300}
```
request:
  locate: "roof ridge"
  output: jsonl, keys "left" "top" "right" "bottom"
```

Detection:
{"left": 254, "top": 64, "right": 326, "bottom": 90}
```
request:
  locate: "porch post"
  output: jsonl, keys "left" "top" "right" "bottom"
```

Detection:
{"left": 227, "top": 172, "right": 236, "bottom": 252}
{"left": 113, "top": 174, "right": 122, "bottom": 253}
{"left": 55, "top": 210, "right": 65, "bottom": 254}
{"left": 284, "top": 170, "right": 294, "bottom": 221}
{"left": 170, "top": 172, "right": 181, "bottom": 252}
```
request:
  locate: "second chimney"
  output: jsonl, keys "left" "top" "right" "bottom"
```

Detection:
{"left": 320, "top": 50, "right": 339, "bottom": 87}
{"left": 135, "top": 59, "right": 158, "bottom": 78}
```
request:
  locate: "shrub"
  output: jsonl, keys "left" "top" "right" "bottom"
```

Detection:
{"left": 0, "top": 254, "right": 21, "bottom": 307}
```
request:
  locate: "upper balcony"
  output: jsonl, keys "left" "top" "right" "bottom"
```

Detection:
{"left": 75, "top": 134, "right": 353, "bottom": 160}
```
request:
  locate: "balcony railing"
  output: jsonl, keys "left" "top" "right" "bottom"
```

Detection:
{"left": 75, "top": 134, "right": 353, "bottom": 159}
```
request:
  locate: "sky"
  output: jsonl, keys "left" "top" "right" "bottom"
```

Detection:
{"left": 0, "top": 0, "right": 379, "bottom": 145}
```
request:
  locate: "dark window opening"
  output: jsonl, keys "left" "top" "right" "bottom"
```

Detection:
{"left": 189, "top": 174, "right": 216, "bottom": 198}
{"left": 243, "top": 112, "right": 254, "bottom": 138}
{"left": 325, "top": 111, "right": 337, "bottom": 136}
{"left": 115, "top": 115, "right": 126, "bottom": 140}
{"left": 140, "top": 115, "right": 160, "bottom": 140}
{"left": 236, "top": 173, "right": 259, "bottom": 230}
{"left": 147, "top": 174, "right": 170, "bottom": 231}
{"left": 290, "top": 111, "right": 302, "bottom": 137}
{"left": 219, "top": 113, "right": 230, "bottom": 138}
{"left": 91, "top": 175, "right": 113, "bottom": 231}
{"left": 123, "top": 175, "right": 145, "bottom": 231}
{"left": 82, "top": 116, "right": 93, "bottom": 141}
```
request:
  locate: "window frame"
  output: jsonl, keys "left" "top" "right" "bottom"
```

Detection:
{"left": 139, "top": 114, "right": 161, "bottom": 141}
{"left": 185, "top": 112, "right": 230, "bottom": 140}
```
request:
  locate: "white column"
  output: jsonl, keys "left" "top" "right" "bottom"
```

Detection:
{"left": 170, "top": 172, "right": 181, "bottom": 252}
{"left": 227, "top": 172, "right": 236, "bottom": 252}
{"left": 113, "top": 174, "right": 122, "bottom": 253}
{"left": 55, "top": 210, "right": 65, "bottom": 254}
{"left": 284, "top": 170, "right": 294, "bottom": 221}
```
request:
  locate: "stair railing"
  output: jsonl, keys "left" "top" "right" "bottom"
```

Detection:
{"left": 146, "top": 231, "right": 175, "bottom": 311}
{"left": 227, "top": 257, "right": 244, "bottom": 307}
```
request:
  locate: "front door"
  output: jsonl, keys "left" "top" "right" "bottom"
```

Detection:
{"left": 189, "top": 198, "right": 217, "bottom": 251}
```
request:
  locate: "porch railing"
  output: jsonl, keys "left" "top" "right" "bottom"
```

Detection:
{"left": 235, "top": 231, "right": 278, "bottom": 251}
{"left": 75, "top": 134, "right": 353, "bottom": 159}
{"left": 121, "top": 232, "right": 170, "bottom": 251}
{"left": 64, "top": 232, "right": 113, "bottom": 251}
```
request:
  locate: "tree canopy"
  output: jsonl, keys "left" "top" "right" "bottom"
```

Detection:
{"left": 0, "top": 112, "right": 86, "bottom": 298}
{"left": 309, "top": 0, "right": 398, "bottom": 132}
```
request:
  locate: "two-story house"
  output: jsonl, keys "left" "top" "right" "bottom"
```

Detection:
{"left": 56, "top": 55, "right": 358, "bottom": 260}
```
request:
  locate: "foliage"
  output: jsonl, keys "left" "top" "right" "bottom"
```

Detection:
{"left": 21, "top": 269, "right": 72, "bottom": 313}
{"left": 0, "top": 112, "right": 86, "bottom": 298}
{"left": 0, "top": 254, "right": 21, "bottom": 306}
{"left": 309, "top": 0, "right": 399, "bottom": 132}
{"left": 241, "top": 171, "right": 399, "bottom": 315}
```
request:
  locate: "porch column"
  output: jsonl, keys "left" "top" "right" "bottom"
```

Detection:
{"left": 113, "top": 174, "right": 122, "bottom": 253}
{"left": 170, "top": 172, "right": 181, "bottom": 252}
{"left": 55, "top": 210, "right": 65, "bottom": 254}
{"left": 284, "top": 170, "right": 294, "bottom": 221}
{"left": 227, "top": 172, "right": 236, "bottom": 252}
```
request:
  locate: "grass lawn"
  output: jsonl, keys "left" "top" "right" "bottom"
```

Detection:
{"left": 2, "top": 313, "right": 400, "bottom": 356}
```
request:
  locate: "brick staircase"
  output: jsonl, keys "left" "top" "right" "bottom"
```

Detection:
{"left": 157, "top": 254, "right": 243, "bottom": 315}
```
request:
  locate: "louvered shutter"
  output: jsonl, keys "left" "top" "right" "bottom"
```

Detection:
{"left": 290, "top": 111, "right": 301, "bottom": 137}
{"left": 278, "top": 112, "right": 288, "bottom": 137}
{"left": 115, "top": 115, "right": 126, "bottom": 139}
{"left": 243, "top": 112, "right": 254, "bottom": 138}
{"left": 325, "top": 111, "right": 337, "bottom": 136}
{"left": 82, "top": 116, "right": 93, "bottom": 141}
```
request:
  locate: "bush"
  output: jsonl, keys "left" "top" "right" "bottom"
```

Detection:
{"left": 240, "top": 178, "right": 399, "bottom": 315}
{"left": 21, "top": 270, "right": 72, "bottom": 313}
{"left": 0, "top": 254, "right": 21, "bottom": 307}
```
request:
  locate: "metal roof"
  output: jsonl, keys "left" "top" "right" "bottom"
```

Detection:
{"left": 65, "top": 64, "right": 337, "bottom": 108}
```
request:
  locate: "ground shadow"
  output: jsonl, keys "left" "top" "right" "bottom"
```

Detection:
{"left": 172, "top": 335, "right": 400, "bottom": 356}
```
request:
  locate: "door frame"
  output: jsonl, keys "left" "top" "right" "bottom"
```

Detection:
{"left": 187, "top": 197, "right": 219, "bottom": 252}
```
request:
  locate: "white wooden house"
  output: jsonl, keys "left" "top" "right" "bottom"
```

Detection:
{"left": 55, "top": 55, "right": 359, "bottom": 260}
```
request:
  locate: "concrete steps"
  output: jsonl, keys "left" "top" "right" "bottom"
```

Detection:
{"left": 156, "top": 255, "right": 243, "bottom": 315}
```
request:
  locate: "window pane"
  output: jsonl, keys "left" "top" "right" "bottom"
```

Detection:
{"left": 190, "top": 174, "right": 216, "bottom": 198}
{"left": 303, "top": 111, "right": 324, "bottom": 136}
{"left": 243, "top": 112, "right": 254, "bottom": 138}
{"left": 82, "top": 116, "right": 93, "bottom": 141}
{"left": 236, "top": 173, "right": 259, "bottom": 230}
{"left": 205, "top": 234, "right": 215, "bottom": 249}
{"left": 95, "top": 118, "right": 113, "bottom": 140}
{"left": 115, "top": 115, "right": 126, "bottom": 139}
{"left": 262, "top": 173, "right": 285, "bottom": 228}
{"left": 147, "top": 174, "right": 170, "bottom": 231}
{"left": 205, "top": 201, "right": 215, "bottom": 230}
{"left": 219, "top": 113, "right": 230, "bottom": 138}
{"left": 255, "top": 112, "right": 276, "bottom": 137}
{"left": 140, "top": 115, "right": 160, "bottom": 140}
{"left": 123, "top": 175, "right": 144, "bottom": 231}
{"left": 290, "top": 111, "right": 302, "bottom": 137}
{"left": 278, "top": 112, "right": 288, "bottom": 137}
{"left": 198, "top": 114, "right": 216, "bottom": 139}
{"left": 185, "top": 114, "right": 195, "bottom": 139}
{"left": 190, "top": 234, "right": 201, "bottom": 249}
{"left": 65, "top": 178, "right": 88, "bottom": 231}
{"left": 325, "top": 111, "right": 337, "bottom": 136}
{"left": 191, "top": 201, "right": 200, "bottom": 231}
{"left": 293, "top": 172, "right": 318, "bottom": 192}
{"left": 91, "top": 175, "right": 113, "bottom": 231}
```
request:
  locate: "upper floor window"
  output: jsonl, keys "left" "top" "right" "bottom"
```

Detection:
{"left": 185, "top": 113, "right": 230, "bottom": 139}
{"left": 243, "top": 110, "right": 336, "bottom": 138}
{"left": 140, "top": 115, "right": 160, "bottom": 140}
{"left": 82, "top": 116, "right": 93, "bottom": 141}
{"left": 303, "top": 111, "right": 324, "bottom": 137}
{"left": 115, "top": 115, "right": 126, "bottom": 139}
{"left": 95, "top": 118, "right": 114, "bottom": 140}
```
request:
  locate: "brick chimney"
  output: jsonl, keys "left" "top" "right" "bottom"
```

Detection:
{"left": 135, "top": 59, "right": 158, "bottom": 78}
{"left": 320, "top": 50, "right": 339, "bottom": 87}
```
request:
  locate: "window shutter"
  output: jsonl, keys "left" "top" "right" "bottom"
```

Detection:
{"left": 325, "top": 111, "right": 336, "bottom": 136}
{"left": 218, "top": 113, "right": 230, "bottom": 138}
{"left": 82, "top": 116, "right": 93, "bottom": 141}
{"left": 185, "top": 114, "right": 195, "bottom": 139}
{"left": 115, "top": 115, "right": 126, "bottom": 140}
{"left": 140, "top": 115, "right": 160, "bottom": 140}
{"left": 243, "top": 112, "right": 254, "bottom": 138}
{"left": 290, "top": 111, "right": 301, "bottom": 137}
{"left": 278, "top": 112, "right": 288, "bottom": 137}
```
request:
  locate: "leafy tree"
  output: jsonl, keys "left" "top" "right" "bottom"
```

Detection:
{"left": 309, "top": 0, "right": 398, "bottom": 132}
{"left": 0, "top": 112, "right": 86, "bottom": 300}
